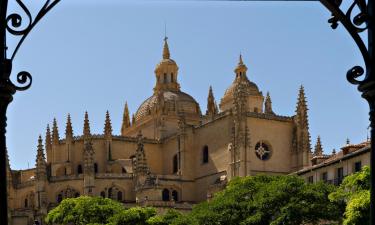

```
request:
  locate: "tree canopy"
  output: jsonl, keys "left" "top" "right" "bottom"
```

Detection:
{"left": 329, "top": 166, "right": 370, "bottom": 225}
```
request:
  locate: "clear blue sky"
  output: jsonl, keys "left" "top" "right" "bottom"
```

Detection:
{"left": 6, "top": 0, "right": 369, "bottom": 169}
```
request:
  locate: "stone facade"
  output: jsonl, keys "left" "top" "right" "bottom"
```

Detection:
{"left": 7, "top": 38, "right": 317, "bottom": 225}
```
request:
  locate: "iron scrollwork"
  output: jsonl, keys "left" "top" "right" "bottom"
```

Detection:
{"left": 320, "top": 0, "right": 371, "bottom": 87}
{"left": 5, "top": 0, "right": 60, "bottom": 91}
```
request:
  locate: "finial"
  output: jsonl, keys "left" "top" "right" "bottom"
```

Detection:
{"left": 206, "top": 85, "right": 218, "bottom": 116}
{"left": 132, "top": 114, "right": 136, "bottom": 125}
{"left": 265, "top": 92, "right": 274, "bottom": 114}
{"left": 314, "top": 136, "right": 323, "bottom": 156}
{"left": 332, "top": 148, "right": 336, "bottom": 155}
{"left": 104, "top": 110, "right": 112, "bottom": 138}
{"left": 239, "top": 54, "right": 243, "bottom": 65}
{"left": 346, "top": 138, "right": 350, "bottom": 145}
{"left": 163, "top": 36, "right": 170, "bottom": 59}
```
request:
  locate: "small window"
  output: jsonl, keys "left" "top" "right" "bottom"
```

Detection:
{"left": 57, "top": 194, "right": 63, "bottom": 203}
{"left": 162, "top": 189, "right": 170, "bottom": 201}
{"left": 308, "top": 176, "right": 314, "bottom": 183}
{"left": 202, "top": 146, "right": 209, "bottom": 164}
{"left": 74, "top": 193, "right": 80, "bottom": 198}
{"left": 77, "top": 165, "right": 83, "bottom": 174}
{"left": 24, "top": 199, "right": 28, "bottom": 208}
{"left": 64, "top": 167, "right": 67, "bottom": 175}
{"left": 171, "top": 73, "right": 174, "bottom": 82}
{"left": 354, "top": 161, "right": 362, "bottom": 172}
{"left": 122, "top": 168, "right": 127, "bottom": 173}
{"left": 321, "top": 172, "right": 328, "bottom": 182}
{"left": 100, "top": 191, "right": 105, "bottom": 198}
{"left": 94, "top": 163, "right": 98, "bottom": 173}
{"left": 173, "top": 154, "right": 178, "bottom": 174}
{"left": 117, "top": 191, "right": 123, "bottom": 201}
{"left": 163, "top": 73, "right": 167, "bottom": 83}
{"left": 254, "top": 107, "right": 259, "bottom": 113}
{"left": 172, "top": 190, "right": 178, "bottom": 202}
{"left": 337, "top": 167, "right": 344, "bottom": 185}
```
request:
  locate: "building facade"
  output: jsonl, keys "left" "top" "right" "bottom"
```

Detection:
{"left": 8, "top": 38, "right": 319, "bottom": 224}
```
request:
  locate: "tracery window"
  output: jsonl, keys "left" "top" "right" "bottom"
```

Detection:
{"left": 23, "top": 192, "right": 35, "bottom": 208}
{"left": 56, "top": 186, "right": 80, "bottom": 203}
{"left": 255, "top": 141, "right": 271, "bottom": 161}
{"left": 94, "top": 163, "right": 98, "bottom": 173}
{"left": 100, "top": 186, "right": 124, "bottom": 202}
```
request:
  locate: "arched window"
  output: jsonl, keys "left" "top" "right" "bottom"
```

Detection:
{"left": 100, "top": 191, "right": 105, "bottom": 198}
{"left": 162, "top": 189, "right": 170, "bottom": 201}
{"left": 172, "top": 190, "right": 178, "bottom": 202}
{"left": 64, "top": 167, "right": 67, "bottom": 175}
{"left": 122, "top": 168, "right": 127, "bottom": 173}
{"left": 77, "top": 165, "right": 83, "bottom": 174}
{"left": 108, "top": 187, "right": 113, "bottom": 199}
{"left": 94, "top": 163, "right": 98, "bottom": 173}
{"left": 75, "top": 193, "right": 80, "bottom": 198}
{"left": 24, "top": 199, "right": 28, "bottom": 208}
{"left": 254, "top": 107, "right": 259, "bottom": 113}
{"left": 202, "top": 145, "right": 209, "bottom": 164}
{"left": 117, "top": 191, "right": 123, "bottom": 201}
{"left": 57, "top": 194, "right": 63, "bottom": 203}
{"left": 173, "top": 154, "right": 178, "bottom": 174}
{"left": 171, "top": 73, "right": 174, "bottom": 82}
{"left": 163, "top": 73, "right": 167, "bottom": 83}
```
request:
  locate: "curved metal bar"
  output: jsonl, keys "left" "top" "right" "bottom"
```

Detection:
{"left": 6, "top": 0, "right": 60, "bottom": 61}
{"left": 320, "top": 0, "right": 370, "bottom": 85}
{"left": 10, "top": 71, "right": 32, "bottom": 91}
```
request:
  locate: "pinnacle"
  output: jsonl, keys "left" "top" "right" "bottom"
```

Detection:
{"left": 104, "top": 110, "right": 113, "bottom": 137}
{"left": 121, "top": 102, "right": 131, "bottom": 134}
{"left": 314, "top": 136, "right": 323, "bottom": 156}
{"left": 83, "top": 111, "right": 91, "bottom": 137}
{"left": 65, "top": 114, "right": 73, "bottom": 138}
{"left": 52, "top": 118, "right": 59, "bottom": 144}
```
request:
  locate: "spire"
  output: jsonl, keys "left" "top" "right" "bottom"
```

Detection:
{"left": 65, "top": 114, "right": 73, "bottom": 140}
{"left": 314, "top": 136, "right": 323, "bottom": 156}
{"left": 83, "top": 111, "right": 91, "bottom": 138}
{"left": 35, "top": 135, "right": 47, "bottom": 179}
{"left": 346, "top": 138, "right": 350, "bottom": 145}
{"left": 332, "top": 148, "right": 336, "bottom": 155}
{"left": 206, "top": 86, "right": 218, "bottom": 116}
{"left": 163, "top": 36, "right": 170, "bottom": 59}
{"left": 135, "top": 131, "right": 149, "bottom": 175}
{"left": 264, "top": 92, "right": 274, "bottom": 114}
{"left": 52, "top": 118, "right": 59, "bottom": 145}
{"left": 45, "top": 124, "right": 52, "bottom": 153}
{"left": 121, "top": 102, "right": 131, "bottom": 135}
{"left": 239, "top": 54, "right": 244, "bottom": 65}
{"left": 104, "top": 110, "right": 112, "bottom": 138}
{"left": 132, "top": 114, "right": 136, "bottom": 126}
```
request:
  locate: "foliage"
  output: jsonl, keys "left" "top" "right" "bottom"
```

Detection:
{"left": 181, "top": 175, "right": 342, "bottom": 225}
{"left": 45, "top": 196, "right": 124, "bottom": 225}
{"left": 329, "top": 166, "right": 370, "bottom": 225}
{"left": 107, "top": 207, "right": 156, "bottom": 225}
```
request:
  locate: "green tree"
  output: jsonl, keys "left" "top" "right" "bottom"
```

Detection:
{"left": 181, "top": 175, "right": 342, "bottom": 225}
{"left": 330, "top": 166, "right": 370, "bottom": 225}
{"left": 45, "top": 196, "right": 124, "bottom": 225}
{"left": 108, "top": 207, "right": 156, "bottom": 225}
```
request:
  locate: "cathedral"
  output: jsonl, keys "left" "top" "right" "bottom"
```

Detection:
{"left": 7, "top": 37, "right": 313, "bottom": 224}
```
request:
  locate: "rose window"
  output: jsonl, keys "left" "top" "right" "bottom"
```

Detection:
{"left": 255, "top": 141, "right": 271, "bottom": 160}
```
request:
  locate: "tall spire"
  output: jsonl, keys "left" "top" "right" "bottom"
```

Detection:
{"left": 206, "top": 86, "right": 218, "bottom": 116}
{"left": 65, "top": 114, "right": 73, "bottom": 140}
{"left": 314, "top": 136, "right": 323, "bottom": 156}
{"left": 104, "top": 110, "right": 112, "bottom": 138}
{"left": 35, "top": 135, "right": 47, "bottom": 179}
{"left": 132, "top": 114, "right": 136, "bottom": 126}
{"left": 83, "top": 111, "right": 91, "bottom": 138}
{"left": 45, "top": 124, "right": 52, "bottom": 155}
{"left": 264, "top": 92, "right": 274, "bottom": 114}
{"left": 121, "top": 102, "right": 131, "bottom": 135}
{"left": 52, "top": 118, "right": 59, "bottom": 145}
{"left": 163, "top": 36, "right": 170, "bottom": 59}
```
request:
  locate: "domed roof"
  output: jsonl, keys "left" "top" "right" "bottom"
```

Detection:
{"left": 223, "top": 77, "right": 261, "bottom": 98}
{"left": 135, "top": 91, "right": 201, "bottom": 122}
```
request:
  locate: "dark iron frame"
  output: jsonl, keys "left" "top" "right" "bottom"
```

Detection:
{"left": 0, "top": 0, "right": 373, "bottom": 224}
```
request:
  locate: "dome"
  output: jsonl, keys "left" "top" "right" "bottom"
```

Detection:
{"left": 135, "top": 91, "right": 201, "bottom": 122}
